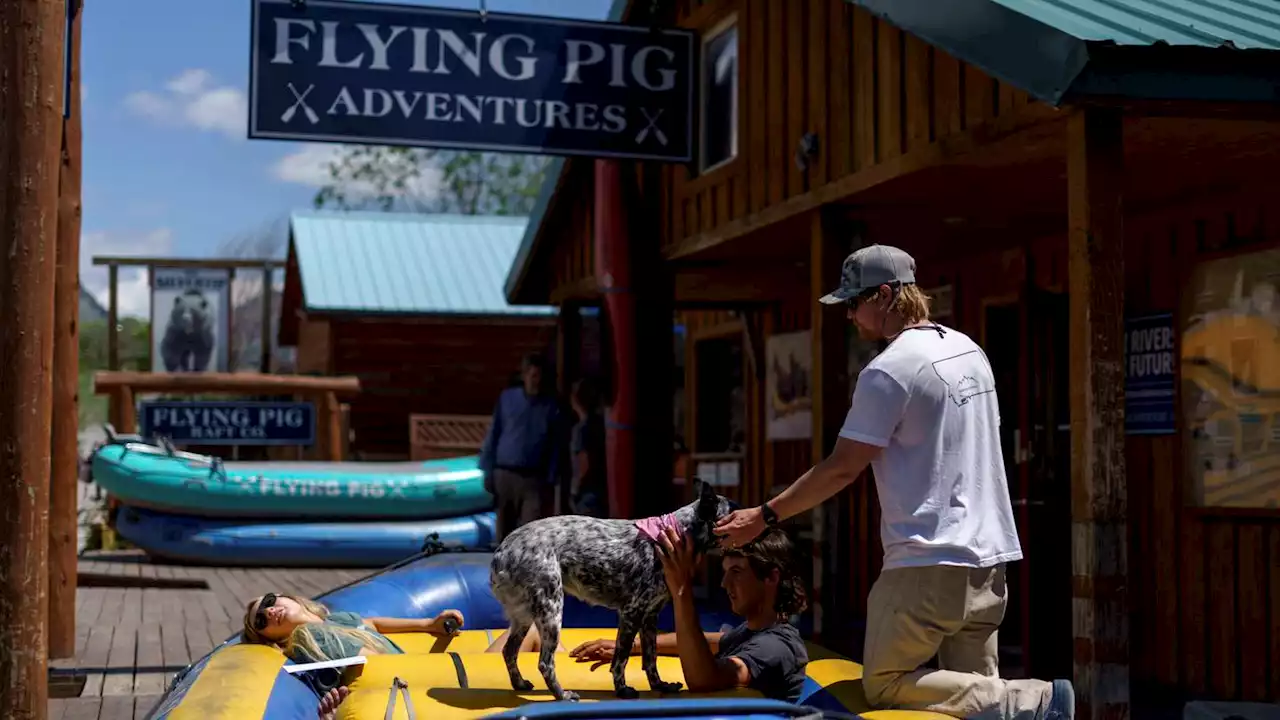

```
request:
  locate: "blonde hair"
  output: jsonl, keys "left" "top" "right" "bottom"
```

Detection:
{"left": 892, "top": 285, "right": 932, "bottom": 325}
{"left": 240, "top": 594, "right": 387, "bottom": 664}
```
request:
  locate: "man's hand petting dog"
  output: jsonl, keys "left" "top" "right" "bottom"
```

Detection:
{"left": 655, "top": 525, "right": 699, "bottom": 598}
{"left": 714, "top": 506, "right": 767, "bottom": 549}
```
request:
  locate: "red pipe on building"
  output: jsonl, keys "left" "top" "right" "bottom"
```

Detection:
{"left": 593, "top": 159, "right": 636, "bottom": 520}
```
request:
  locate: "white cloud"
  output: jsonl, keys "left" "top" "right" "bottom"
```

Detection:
{"left": 80, "top": 228, "right": 175, "bottom": 319}
{"left": 270, "top": 143, "right": 444, "bottom": 200}
{"left": 124, "top": 69, "right": 246, "bottom": 139}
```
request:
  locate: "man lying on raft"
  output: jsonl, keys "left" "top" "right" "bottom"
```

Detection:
{"left": 489, "top": 528, "right": 811, "bottom": 703}
{"left": 242, "top": 528, "right": 807, "bottom": 717}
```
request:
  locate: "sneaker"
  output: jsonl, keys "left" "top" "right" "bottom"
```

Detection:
{"left": 1045, "top": 679, "right": 1075, "bottom": 720}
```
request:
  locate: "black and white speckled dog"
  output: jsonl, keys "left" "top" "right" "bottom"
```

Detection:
{"left": 489, "top": 481, "right": 735, "bottom": 702}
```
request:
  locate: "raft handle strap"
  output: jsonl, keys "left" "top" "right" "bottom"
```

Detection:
{"left": 384, "top": 676, "right": 417, "bottom": 720}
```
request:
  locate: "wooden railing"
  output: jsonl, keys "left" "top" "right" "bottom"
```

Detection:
{"left": 409, "top": 414, "right": 491, "bottom": 461}
{"left": 93, "top": 371, "right": 361, "bottom": 461}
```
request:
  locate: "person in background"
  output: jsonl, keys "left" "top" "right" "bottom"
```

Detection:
{"left": 479, "top": 353, "right": 565, "bottom": 541}
{"left": 568, "top": 378, "right": 607, "bottom": 517}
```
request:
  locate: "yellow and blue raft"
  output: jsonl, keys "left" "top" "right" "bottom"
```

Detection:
{"left": 145, "top": 552, "right": 948, "bottom": 720}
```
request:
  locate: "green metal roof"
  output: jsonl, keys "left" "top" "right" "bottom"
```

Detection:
{"left": 850, "top": 0, "right": 1280, "bottom": 105}
{"left": 989, "top": 0, "right": 1280, "bottom": 48}
{"left": 290, "top": 210, "right": 555, "bottom": 317}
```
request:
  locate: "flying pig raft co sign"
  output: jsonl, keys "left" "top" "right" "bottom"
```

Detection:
{"left": 249, "top": 0, "right": 695, "bottom": 162}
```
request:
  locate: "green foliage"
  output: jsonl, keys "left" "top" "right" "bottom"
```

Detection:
{"left": 79, "top": 317, "right": 150, "bottom": 428}
{"left": 314, "top": 146, "right": 547, "bottom": 216}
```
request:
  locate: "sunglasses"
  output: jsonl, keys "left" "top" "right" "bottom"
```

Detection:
{"left": 253, "top": 593, "right": 278, "bottom": 631}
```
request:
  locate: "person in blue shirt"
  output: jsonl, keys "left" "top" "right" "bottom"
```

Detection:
{"left": 479, "top": 353, "right": 566, "bottom": 541}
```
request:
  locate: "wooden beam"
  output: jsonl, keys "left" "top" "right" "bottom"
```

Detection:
{"left": 673, "top": 263, "right": 809, "bottom": 305}
{"left": 91, "top": 256, "right": 283, "bottom": 269}
{"left": 809, "top": 207, "right": 860, "bottom": 646}
{"left": 48, "top": 0, "right": 82, "bottom": 662}
{"left": 107, "top": 263, "right": 118, "bottom": 370}
{"left": 93, "top": 371, "right": 361, "bottom": 396}
{"left": 0, "top": 0, "right": 64, "bottom": 714}
{"left": 260, "top": 263, "right": 273, "bottom": 372}
{"left": 1066, "top": 107, "right": 1130, "bottom": 720}
{"left": 665, "top": 106, "right": 1062, "bottom": 262}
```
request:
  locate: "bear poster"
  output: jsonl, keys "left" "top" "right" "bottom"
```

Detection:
{"left": 766, "top": 330, "right": 812, "bottom": 441}
{"left": 151, "top": 267, "right": 230, "bottom": 373}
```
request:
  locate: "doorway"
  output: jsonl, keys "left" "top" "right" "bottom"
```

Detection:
{"left": 982, "top": 290, "right": 1072, "bottom": 680}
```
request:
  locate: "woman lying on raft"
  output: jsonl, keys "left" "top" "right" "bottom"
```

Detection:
{"left": 240, "top": 593, "right": 564, "bottom": 717}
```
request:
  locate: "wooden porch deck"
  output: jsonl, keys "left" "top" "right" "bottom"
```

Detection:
{"left": 48, "top": 549, "right": 373, "bottom": 719}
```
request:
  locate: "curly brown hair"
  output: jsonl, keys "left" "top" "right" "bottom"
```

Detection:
{"left": 721, "top": 528, "right": 808, "bottom": 618}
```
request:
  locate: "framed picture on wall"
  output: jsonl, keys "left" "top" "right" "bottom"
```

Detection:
{"left": 766, "top": 330, "right": 812, "bottom": 441}
{"left": 1180, "top": 246, "right": 1280, "bottom": 510}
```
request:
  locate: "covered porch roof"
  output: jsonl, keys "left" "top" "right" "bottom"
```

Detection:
{"left": 503, "top": 0, "right": 1280, "bottom": 307}
{"left": 848, "top": 0, "right": 1280, "bottom": 106}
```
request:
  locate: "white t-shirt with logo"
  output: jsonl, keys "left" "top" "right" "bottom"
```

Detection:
{"left": 839, "top": 324, "right": 1023, "bottom": 571}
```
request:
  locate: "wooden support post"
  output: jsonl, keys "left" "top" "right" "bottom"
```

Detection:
{"left": 261, "top": 263, "right": 274, "bottom": 373}
{"left": 227, "top": 267, "right": 237, "bottom": 370}
{"left": 117, "top": 387, "right": 137, "bottom": 433}
{"left": 322, "top": 391, "right": 342, "bottom": 461}
{"left": 0, "top": 0, "right": 67, "bottom": 716}
{"left": 630, "top": 164, "right": 674, "bottom": 518}
{"left": 107, "top": 263, "right": 119, "bottom": 369}
{"left": 809, "top": 207, "right": 858, "bottom": 645}
{"left": 556, "top": 302, "right": 581, "bottom": 398}
{"left": 1066, "top": 108, "right": 1130, "bottom": 720}
{"left": 48, "top": 0, "right": 83, "bottom": 662}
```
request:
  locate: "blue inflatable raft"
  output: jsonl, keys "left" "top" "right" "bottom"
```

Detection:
{"left": 146, "top": 550, "right": 947, "bottom": 720}
{"left": 114, "top": 505, "right": 498, "bottom": 567}
{"left": 90, "top": 440, "right": 493, "bottom": 519}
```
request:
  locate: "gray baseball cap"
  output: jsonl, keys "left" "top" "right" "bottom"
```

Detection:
{"left": 818, "top": 244, "right": 917, "bottom": 305}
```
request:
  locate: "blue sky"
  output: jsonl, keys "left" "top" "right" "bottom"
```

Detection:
{"left": 82, "top": 0, "right": 611, "bottom": 316}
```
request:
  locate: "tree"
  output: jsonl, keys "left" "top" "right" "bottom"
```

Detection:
{"left": 314, "top": 145, "right": 547, "bottom": 216}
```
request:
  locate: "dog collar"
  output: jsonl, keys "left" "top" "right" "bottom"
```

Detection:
{"left": 634, "top": 513, "right": 681, "bottom": 542}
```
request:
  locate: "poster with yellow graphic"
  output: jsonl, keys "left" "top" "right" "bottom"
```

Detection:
{"left": 1181, "top": 248, "right": 1280, "bottom": 509}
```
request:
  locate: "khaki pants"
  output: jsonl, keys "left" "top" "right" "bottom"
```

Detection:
{"left": 492, "top": 468, "right": 554, "bottom": 543}
{"left": 863, "top": 564, "right": 1053, "bottom": 719}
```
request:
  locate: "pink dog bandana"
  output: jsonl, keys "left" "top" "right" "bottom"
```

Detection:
{"left": 634, "top": 513, "right": 682, "bottom": 542}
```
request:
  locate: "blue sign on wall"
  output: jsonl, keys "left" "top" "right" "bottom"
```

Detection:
{"left": 1124, "top": 313, "right": 1176, "bottom": 435}
{"left": 141, "top": 401, "right": 317, "bottom": 446}
{"left": 248, "top": 0, "right": 695, "bottom": 162}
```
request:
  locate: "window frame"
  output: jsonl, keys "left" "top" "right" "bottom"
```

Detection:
{"left": 697, "top": 13, "right": 740, "bottom": 175}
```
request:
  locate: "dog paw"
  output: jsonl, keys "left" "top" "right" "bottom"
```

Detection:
{"left": 616, "top": 686, "right": 639, "bottom": 700}
{"left": 653, "top": 681, "right": 683, "bottom": 694}
{"left": 512, "top": 679, "right": 534, "bottom": 692}
{"left": 559, "top": 690, "right": 581, "bottom": 702}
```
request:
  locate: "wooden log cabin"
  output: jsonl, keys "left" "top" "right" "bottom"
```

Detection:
{"left": 277, "top": 211, "right": 567, "bottom": 459}
{"left": 504, "top": 0, "right": 1280, "bottom": 716}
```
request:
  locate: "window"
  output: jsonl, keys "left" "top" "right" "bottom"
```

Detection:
{"left": 1180, "top": 247, "right": 1280, "bottom": 509}
{"left": 699, "top": 19, "right": 738, "bottom": 172}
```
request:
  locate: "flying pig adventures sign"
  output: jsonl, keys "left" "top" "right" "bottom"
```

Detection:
{"left": 248, "top": 0, "right": 695, "bottom": 162}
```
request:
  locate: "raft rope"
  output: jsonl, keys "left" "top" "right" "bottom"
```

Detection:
{"left": 383, "top": 676, "right": 417, "bottom": 720}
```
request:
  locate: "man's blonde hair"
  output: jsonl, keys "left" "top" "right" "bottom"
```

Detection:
{"left": 892, "top": 285, "right": 932, "bottom": 325}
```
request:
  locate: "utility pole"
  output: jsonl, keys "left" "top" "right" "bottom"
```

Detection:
{"left": 50, "top": 0, "right": 84, "bottom": 661}
{"left": 0, "top": 1, "right": 68, "bottom": 717}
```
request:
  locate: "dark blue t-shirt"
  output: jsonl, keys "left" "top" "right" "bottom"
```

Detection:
{"left": 716, "top": 621, "right": 809, "bottom": 702}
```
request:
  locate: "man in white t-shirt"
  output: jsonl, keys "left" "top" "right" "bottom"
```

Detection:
{"left": 715, "top": 244, "right": 1075, "bottom": 719}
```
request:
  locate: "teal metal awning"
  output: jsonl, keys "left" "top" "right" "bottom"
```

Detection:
{"left": 847, "top": 0, "right": 1280, "bottom": 105}
{"left": 290, "top": 210, "right": 556, "bottom": 317}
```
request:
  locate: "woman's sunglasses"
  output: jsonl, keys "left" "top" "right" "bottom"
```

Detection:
{"left": 253, "top": 593, "right": 278, "bottom": 631}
